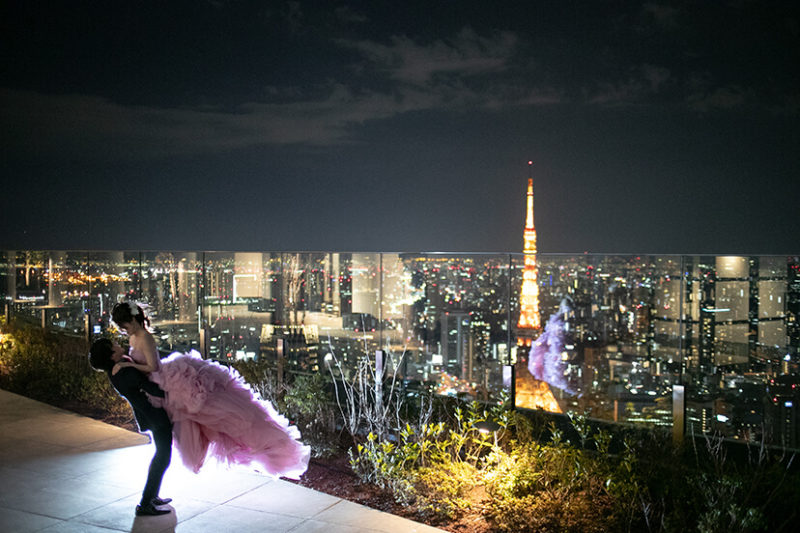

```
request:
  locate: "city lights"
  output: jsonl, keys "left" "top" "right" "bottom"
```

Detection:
{"left": 1, "top": 249, "right": 798, "bottom": 446}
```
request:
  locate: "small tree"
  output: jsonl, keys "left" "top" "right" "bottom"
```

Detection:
{"left": 327, "top": 343, "right": 407, "bottom": 442}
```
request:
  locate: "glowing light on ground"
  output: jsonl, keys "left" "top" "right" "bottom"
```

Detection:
{"left": 515, "top": 368, "right": 562, "bottom": 413}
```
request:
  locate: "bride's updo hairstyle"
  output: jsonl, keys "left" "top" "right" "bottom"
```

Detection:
{"left": 111, "top": 301, "right": 151, "bottom": 329}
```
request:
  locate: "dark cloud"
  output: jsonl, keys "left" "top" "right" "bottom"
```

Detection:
{"left": 1, "top": 0, "right": 799, "bottom": 253}
{"left": 342, "top": 28, "right": 517, "bottom": 85}
{"left": 641, "top": 2, "right": 681, "bottom": 29}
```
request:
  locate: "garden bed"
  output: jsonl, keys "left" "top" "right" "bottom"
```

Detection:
{"left": 288, "top": 453, "right": 493, "bottom": 533}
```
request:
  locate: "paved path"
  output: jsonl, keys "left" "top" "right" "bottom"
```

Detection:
{"left": 0, "top": 389, "right": 445, "bottom": 532}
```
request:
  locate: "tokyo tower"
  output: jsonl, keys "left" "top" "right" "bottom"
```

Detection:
{"left": 517, "top": 161, "right": 541, "bottom": 336}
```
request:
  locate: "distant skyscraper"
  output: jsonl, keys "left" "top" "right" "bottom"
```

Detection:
{"left": 440, "top": 310, "right": 474, "bottom": 379}
{"left": 787, "top": 259, "right": 800, "bottom": 361}
{"left": 517, "top": 165, "right": 541, "bottom": 336}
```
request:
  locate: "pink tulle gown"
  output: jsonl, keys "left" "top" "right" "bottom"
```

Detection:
{"left": 130, "top": 348, "right": 310, "bottom": 479}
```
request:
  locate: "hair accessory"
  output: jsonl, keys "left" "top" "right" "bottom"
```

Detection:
{"left": 128, "top": 301, "right": 140, "bottom": 316}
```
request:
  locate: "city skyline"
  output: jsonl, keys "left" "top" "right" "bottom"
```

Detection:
{"left": 4, "top": 249, "right": 799, "bottom": 447}
{"left": 2, "top": 1, "right": 799, "bottom": 254}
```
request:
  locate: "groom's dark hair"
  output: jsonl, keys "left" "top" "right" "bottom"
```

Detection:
{"left": 89, "top": 338, "right": 114, "bottom": 373}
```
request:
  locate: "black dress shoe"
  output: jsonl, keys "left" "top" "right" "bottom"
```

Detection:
{"left": 152, "top": 496, "right": 172, "bottom": 505}
{"left": 135, "top": 503, "right": 171, "bottom": 516}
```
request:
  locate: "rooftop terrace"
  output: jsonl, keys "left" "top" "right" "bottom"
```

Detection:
{"left": 0, "top": 389, "right": 443, "bottom": 533}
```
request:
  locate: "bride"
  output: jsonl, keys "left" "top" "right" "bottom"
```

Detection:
{"left": 110, "top": 301, "right": 309, "bottom": 478}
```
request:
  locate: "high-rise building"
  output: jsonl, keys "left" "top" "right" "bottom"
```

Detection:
{"left": 683, "top": 256, "right": 789, "bottom": 383}
{"left": 788, "top": 259, "right": 800, "bottom": 362}
{"left": 440, "top": 310, "right": 472, "bottom": 379}
{"left": 767, "top": 374, "right": 800, "bottom": 448}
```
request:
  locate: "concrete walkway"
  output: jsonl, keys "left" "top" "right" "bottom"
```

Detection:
{"left": 0, "top": 389, "right": 445, "bottom": 533}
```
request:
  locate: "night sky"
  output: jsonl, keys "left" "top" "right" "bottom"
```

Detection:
{"left": 2, "top": 1, "right": 798, "bottom": 254}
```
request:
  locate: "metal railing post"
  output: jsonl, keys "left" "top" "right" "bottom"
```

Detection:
{"left": 84, "top": 311, "right": 91, "bottom": 344}
{"left": 277, "top": 337, "right": 285, "bottom": 388}
{"left": 672, "top": 384, "right": 685, "bottom": 445}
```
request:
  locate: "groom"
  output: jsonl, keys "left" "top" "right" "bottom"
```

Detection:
{"left": 89, "top": 338, "right": 173, "bottom": 516}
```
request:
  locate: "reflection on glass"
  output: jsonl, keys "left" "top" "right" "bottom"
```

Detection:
{"left": 514, "top": 255, "right": 682, "bottom": 424}
{"left": 204, "top": 252, "right": 279, "bottom": 363}
{"left": 140, "top": 252, "right": 201, "bottom": 353}
{"left": 681, "top": 256, "right": 798, "bottom": 447}
{"left": 1, "top": 251, "right": 799, "bottom": 449}
{"left": 391, "top": 254, "right": 511, "bottom": 401}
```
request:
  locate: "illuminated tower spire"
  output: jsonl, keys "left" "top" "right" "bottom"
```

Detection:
{"left": 517, "top": 161, "right": 541, "bottom": 332}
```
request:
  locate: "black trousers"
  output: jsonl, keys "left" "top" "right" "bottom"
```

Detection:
{"left": 140, "top": 426, "right": 172, "bottom": 506}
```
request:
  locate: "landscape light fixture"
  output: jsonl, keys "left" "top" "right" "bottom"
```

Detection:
{"left": 474, "top": 420, "right": 501, "bottom": 434}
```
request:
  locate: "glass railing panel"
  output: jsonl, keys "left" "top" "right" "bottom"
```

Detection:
{"left": 514, "top": 254, "right": 682, "bottom": 429}
{"left": 202, "top": 252, "right": 281, "bottom": 363}
{"left": 84, "top": 251, "right": 141, "bottom": 335}
{"left": 139, "top": 251, "right": 202, "bottom": 353}
{"left": 269, "top": 252, "right": 339, "bottom": 374}
{"left": 384, "top": 253, "right": 511, "bottom": 401}
{"left": 40, "top": 251, "right": 90, "bottom": 335}
{"left": 682, "top": 255, "right": 800, "bottom": 448}
{"left": 310, "top": 253, "right": 382, "bottom": 378}
{"left": 2, "top": 251, "right": 51, "bottom": 324}
{"left": 627, "top": 255, "right": 683, "bottom": 426}
{"left": 378, "top": 253, "right": 418, "bottom": 383}
{"left": 0, "top": 250, "right": 10, "bottom": 321}
{"left": 0, "top": 250, "right": 89, "bottom": 334}
{"left": 513, "top": 252, "right": 578, "bottom": 415}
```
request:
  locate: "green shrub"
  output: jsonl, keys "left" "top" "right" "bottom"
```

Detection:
{"left": 348, "top": 396, "right": 508, "bottom": 516}
{"left": 0, "top": 322, "right": 130, "bottom": 424}
{"left": 231, "top": 358, "right": 282, "bottom": 407}
{"left": 283, "top": 373, "right": 337, "bottom": 457}
{"left": 413, "top": 459, "right": 477, "bottom": 520}
{"left": 487, "top": 488, "right": 615, "bottom": 533}
{"left": 0, "top": 323, "right": 87, "bottom": 402}
{"left": 482, "top": 443, "right": 610, "bottom": 532}
{"left": 695, "top": 473, "right": 765, "bottom": 533}
{"left": 349, "top": 431, "right": 417, "bottom": 503}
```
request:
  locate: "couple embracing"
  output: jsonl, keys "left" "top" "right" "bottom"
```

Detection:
{"left": 89, "top": 302, "right": 310, "bottom": 517}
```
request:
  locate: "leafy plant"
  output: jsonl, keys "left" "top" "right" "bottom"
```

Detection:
{"left": 347, "top": 393, "right": 510, "bottom": 518}
{"left": 231, "top": 358, "right": 283, "bottom": 408}
{"left": 0, "top": 322, "right": 131, "bottom": 425}
{"left": 348, "top": 431, "right": 417, "bottom": 503}
{"left": 283, "top": 373, "right": 337, "bottom": 457}
{"left": 413, "top": 459, "right": 478, "bottom": 520}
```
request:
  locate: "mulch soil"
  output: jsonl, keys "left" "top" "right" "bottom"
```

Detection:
{"left": 287, "top": 452, "right": 493, "bottom": 533}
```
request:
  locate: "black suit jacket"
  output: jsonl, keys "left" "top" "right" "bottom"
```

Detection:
{"left": 109, "top": 366, "right": 172, "bottom": 434}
